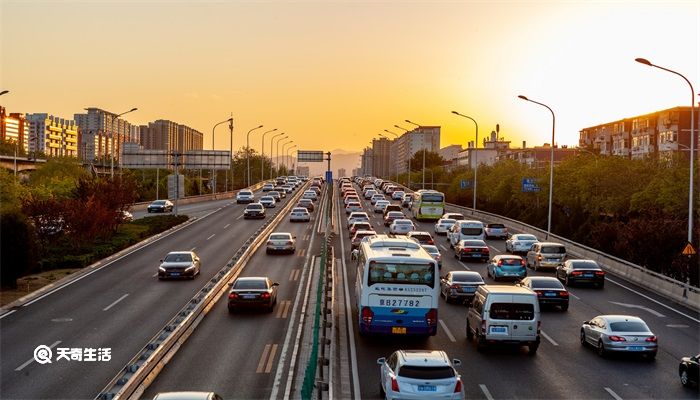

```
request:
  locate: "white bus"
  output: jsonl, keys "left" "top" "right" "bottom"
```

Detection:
{"left": 354, "top": 235, "right": 440, "bottom": 336}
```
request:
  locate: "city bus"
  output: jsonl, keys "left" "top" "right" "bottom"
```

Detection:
{"left": 354, "top": 235, "right": 440, "bottom": 336}
{"left": 410, "top": 190, "right": 446, "bottom": 221}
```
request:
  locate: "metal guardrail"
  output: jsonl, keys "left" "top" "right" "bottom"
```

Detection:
{"left": 96, "top": 181, "right": 310, "bottom": 400}
{"left": 130, "top": 182, "right": 267, "bottom": 210}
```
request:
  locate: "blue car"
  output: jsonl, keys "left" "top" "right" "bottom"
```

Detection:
{"left": 487, "top": 255, "right": 526, "bottom": 281}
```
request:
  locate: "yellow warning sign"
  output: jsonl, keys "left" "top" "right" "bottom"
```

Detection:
{"left": 682, "top": 243, "right": 696, "bottom": 256}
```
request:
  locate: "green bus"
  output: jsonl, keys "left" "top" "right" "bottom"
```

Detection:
{"left": 410, "top": 190, "right": 446, "bottom": 221}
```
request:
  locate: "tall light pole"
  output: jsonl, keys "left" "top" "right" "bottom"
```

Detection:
{"left": 287, "top": 145, "right": 297, "bottom": 173}
{"left": 636, "top": 57, "right": 696, "bottom": 249}
{"left": 518, "top": 95, "right": 555, "bottom": 239}
{"left": 452, "top": 111, "right": 479, "bottom": 214}
{"left": 406, "top": 119, "right": 427, "bottom": 189}
{"left": 0, "top": 90, "right": 9, "bottom": 96}
{"left": 281, "top": 141, "right": 294, "bottom": 175}
{"left": 211, "top": 117, "right": 233, "bottom": 195}
{"left": 111, "top": 107, "right": 137, "bottom": 179}
{"left": 260, "top": 128, "right": 277, "bottom": 182}
{"left": 271, "top": 134, "right": 287, "bottom": 178}
{"left": 246, "top": 125, "right": 263, "bottom": 186}
{"left": 277, "top": 138, "right": 292, "bottom": 176}
{"left": 384, "top": 129, "right": 400, "bottom": 184}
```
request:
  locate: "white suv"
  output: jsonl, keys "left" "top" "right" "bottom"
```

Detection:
{"left": 236, "top": 190, "right": 254, "bottom": 204}
{"left": 377, "top": 350, "right": 464, "bottom": 400}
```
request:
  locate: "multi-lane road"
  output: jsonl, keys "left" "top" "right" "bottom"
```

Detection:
{"left": 335, "top": 183, "right": 700, "bottom": 400}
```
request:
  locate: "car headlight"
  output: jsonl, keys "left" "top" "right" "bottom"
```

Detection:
{"left": 185, "top": 265, "right": 195, "bottom": 271}
{"left": 158, "top": 267, "right": 166, "bottom": 272}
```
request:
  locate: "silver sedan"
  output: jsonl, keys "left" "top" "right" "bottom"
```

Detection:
{"left": 581, "top": 315, "right": 657, "bottom": 360}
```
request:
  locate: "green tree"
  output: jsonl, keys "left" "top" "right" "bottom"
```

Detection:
{"left": 0, "top": 210, "right": 38, "bottom": 287}
{"left": 27, "top": 157, "right": 88, "bottom": 200}
{"left": 408, "top": 151, "right": 445, "bottom": 171}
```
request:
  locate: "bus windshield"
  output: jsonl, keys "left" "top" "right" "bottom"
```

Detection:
{"left": 368, "top": 262, "right": 435, "bottom": 288}
{"left": 420, "top": 193, "right": 444, "bottom": 202}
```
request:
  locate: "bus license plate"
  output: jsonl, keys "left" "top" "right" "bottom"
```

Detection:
{"left": 418, "top": 385, "right": 436, "bottom": 392}
{"left": 392, "top": 327, "right": 406, "bottom": 334}
{"left": 490, "top": 326, "right": 507, "bottom": 334}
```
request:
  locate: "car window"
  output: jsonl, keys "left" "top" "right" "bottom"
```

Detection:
{"left": 498, "top": 258, "right": 522, "bottom": 265}
{"left": 609, "top": 321, "right": 649, "bottom": 332}
{"left": 571, "top": 261, "right": 600, "bottom": 270}
{"left": 270, "top": 234, "right": 291, "bottom": 240}
{"left": 462, "top": 240, "right": 485, "bottom": 247}
{"left": 516, "top": 234, "right": 537, "bottom": 241}
{"left": 530, "top": 279, "right": 564, "bottom": 289}
{"left": 461, "top": 227, "right": 483, "bottom": 235}
{"left": 489, "top": 303, "right": 534, "bottom": 320}
{"left": 398, "top": 365, "right": 455, "bottom": 379}
{"left": 164, "top": 253, "right": 192, "bottom": 262}
{"left": 487, "top": 224, "right": 505, "bottom": 228}
{"left": 233, "top": 280, "right": 268, "bottom": 289}
{"left": 451, "top": 272, "right": 483, "bottom": 283}
{"left": 541, "top": 245, "right": 566, "bottom": 253}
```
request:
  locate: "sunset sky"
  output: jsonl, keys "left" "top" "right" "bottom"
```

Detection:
{"left": 1, "top": 1, "right": 698, "bottom": 155}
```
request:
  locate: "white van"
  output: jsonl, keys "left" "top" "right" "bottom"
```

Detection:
{"left": 465, "top": 285, "right": 541, "bottom": 354}
{"left": 448, "top": 220, "right": 485, "bottom": 247}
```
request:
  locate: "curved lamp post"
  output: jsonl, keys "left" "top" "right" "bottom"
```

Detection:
{"left": 211, "top": 117, "right": 233, "bottom": 194}
{"left": 281, "top": 140, "right": 294, "bottom": 174}
{"left": 260, "top": 128, "right": 277, "bottom": 182}
{"left": 518, "top": 95, "right": 555, "bottom": 239}
{"left": 271, "top": 134, "right": 287, "bottom": 178}
{"left": 286, "top": 145, "right": 297, "bottom": 173}
{"left": 636, "top": 57, "right": 695, "bottom": 249}
{"left": 111, "top": 107, "right": 137, "bottom": 178}
{"left": 246, "top": 125, "right": 263, "bottom": 186}
{"left": 451, "top": 111, "right": 479, "bottom": 214}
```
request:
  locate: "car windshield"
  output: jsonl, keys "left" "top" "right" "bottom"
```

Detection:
{"left": 420, "top": 193, "right": 444, "bottom": 202}
{"left": 516, "top": 235, "right": 537, "bottom": 241}
{"left": 300, "top": 200, "right": 312, "bottom": 204}
{"left": 233, "top": 280, "right": 268, "bottom": 289}
{"left": 248, "top": 204, "right": 263, "bottom": 210}
{"left": 152, "top": 200, "right": 166, "bottom": 205}
{"left": 571, "top": 261, "right": 600, "bottom": 270}
{"left": 387, "top": 212, "right": 403, "bottom": 218}
{"left": 395, "top": 220, "right": 412, "bottom": 225}
{"left": 398, "top": 365, "right": 454, "bottom": 379}
{"left": 164, "top": 253, "right": 192, "bottom": 262}
{"left": 498, "top": 258, "right": 522, "bottom": 265}
{"left": 461, "top": 227, "right": 483, "bottom": 235}
{"left": 240, "top": 191, "right": 252, "bottom": 195}
{"left": 451, "top": 272, "right": 483, "bottom": 283}
{"left": 487, "top": 224, "right": 505, "bottom": 228}
{"left": 292, "top": 208, "right": 308, "bottom": 213}
{"left": 440, "top": 219, "right": 456, "bottom": 225}
{"left": 530, "top": 279, "right": 564, "bottom": 289}
{"left": 422, "top": 245, "right": 438, "bottom": 253}
{"left": 609, "top": 321, "right": 649, "bottom": 332}
{"left": 270, "top": 234, "right": 291, "bottom": 240}
{"left": 541, "top": 245, "right": 565, "bottom": 253}
{"left": 261, "top": 197, "right": 273, "bottom": 201}
{"left": 489, "top": 303, "right": 534, "bottom": 320}
{"left": 368, "top": 262, "right": 435, "bottom": 287}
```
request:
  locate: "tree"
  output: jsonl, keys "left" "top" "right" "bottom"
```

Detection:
{"left": 27, "top": 157, "right": 88, "bottom": 200}
{"left": 408, "top": 151, "right": 445, "bottom": 171}
{"left": 0, "top": 211, "right": 38, "bottom": 288}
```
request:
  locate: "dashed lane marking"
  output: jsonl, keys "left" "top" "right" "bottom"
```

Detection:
{"left": 224, "top": 223, "right": 230, "bottom": 229}
{"left": 15, "top": 340, "right": 61, "bottom": 371}
{"left": 276, "top": 300, "right": 292, "bottom": 319}
{"left": 458, "top": 261, "right": 470, "bottom": 270}
{"left": 256, "top": 344, "right": 278, "bottom": 373}
{"left": 604, "top": 387, "right": 623, "bottom": 400}
{"left": 541, "top": 330, "right": 559, "bottom": 346}
{"left": 438, "top": 319, "right": 456, "bottom": 342}
{"left": 289, "top": 269, "right": 300, "bottom": 281}
{"left": 479, "top": 384, "right": 495, "bottom": 400}
{"left": 102, "top": 294, "right": 129, "bottom": 311}
{"left": 206, "top": 234, "right": 216, "bottom": 240}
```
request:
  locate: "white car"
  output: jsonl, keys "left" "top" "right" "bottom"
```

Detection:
{"left": 262, "top": 183, "right": 274, "bottom": 192}
{"left": 364, "top": 189, "right": 377, "bottom": 199}
{"left": 505, "top": 233, "right": 539, "bottom": 254}
{"left": 347, "top": 212, "right": 370, "bottom": 226}
{"left": 442, "top": 212, "right": 465, "bottom": 221}
{"left": 391, "top": 190, "right": 405, "bottom": 200}
{"left": 345, "top": 201, "right": 363, "bottom": 214}
{"left": 377, "top": 350, "right": 464, "bottom": 400}
{"left": 259, "top": 196, "right": 276, "bottom": 208}
{"left": 434, "top": 218, "right": 457, "bottom": 235}
{"left": 389, "top": 219, "right": 415, "bottom": 235}
{"left": 236, "top": 190, "right": 254, "bottom": 204}
{"left": 266, "top": 232, "right": 296, "bottom": 254}
{"left": 290, "top": 207, "right": 311, "bottom": 222}
{"left": 302, "top": 190, "right": 318, "bottom": 201}
{"left": 370, "top": 194, "right": 386, "bottom": 204}
{"left": 374, "top": 200, "right": 390, "bottom": 213}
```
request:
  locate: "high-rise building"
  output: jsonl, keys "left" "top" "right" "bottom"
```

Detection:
{"left": 75, "top": 107, "right": 135, "bottom": 162}
{"left": 25, "top": 114, "right": 79, "bottom": 158}
{"left": 337, "top": 168, "right": 346, "bottom": 178}
{"left": 296, "top": 165, "right": 310, "bottom": 177}
{"left": 361, "top": 146, "right": 373, "bottom": 176}
{"left": 372, "top": 137, "right": 392, "bottom": 179}
{"left": 1, "top": 107, "right": 30, "bottom": 154}
{"left": 140, "top": 120, "right": 203, "bottom": 152}
{"left": 391, "top": 126, "right": 441, "bottom": 174}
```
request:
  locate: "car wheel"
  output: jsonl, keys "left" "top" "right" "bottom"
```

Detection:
{"left": 379, "top": 380, "right": 386, "bottom": 398}
{"left": 561, "top": 303, "right": 569, "bottom": 312}
{"left": 476, "top": 334, "right": 487, "bottom": 352}
{"left": 528, "top": 343, "right": 539, "bottom": 355}
{"left": 266, "top": 249, "right": 271, "bottom": 255}
{"left": 597, "top": 281, "right": 605, "bottom": 289}
{"left": 267, "top": 303, "right": 274, "bottom": 313}
{"left": 680, "top": 368, "right": 691, "bottom": 387}
{"left": 565, "top": 276, "right": 570, "bottom": 286}
{"left": 580, "top": 330, "right": 587, "bottom": 346}
{"left": 597, "top": 340, "right": 607, "bottom": 358}
{"left": 228, "top": 307, "right": 236, "bottom": 314}
{"left": 466, "top": 321, "right": 474, "bottom": 341}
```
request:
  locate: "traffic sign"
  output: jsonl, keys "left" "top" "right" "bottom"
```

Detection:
{"left": 522, "top": 177, "right": 541, "bottom": 192}
{"left": 460, "top": 179, "right": 472, "bottom": 189}
{"left": 297, "top": 150, "right": 324, "bottom": 162}
{"left": 682, "top": 242, "right": 696, "bottom": 256}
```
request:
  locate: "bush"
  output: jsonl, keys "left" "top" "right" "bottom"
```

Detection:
{"left": 0, "top": 211, "right": 38, "bottom": 288}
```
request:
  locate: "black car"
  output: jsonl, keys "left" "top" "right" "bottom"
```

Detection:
{"left": 556, "top": 259, "right": 605, "bottom": 288}
{"left": 158, "top": 251, "right": 201, "bottom": 280}
{"left": 243, "top": 203, "right": 266, "bottom": 219}
{"left": 680, "top": 354, "right": 700, "bottom": 388}
{"left": 517, "top": 276, "right": 569, "bottom": 311}
{"left": 440, "top": 271, "right": 484, "bottom": 304}
{"left": 147, "top": 199, "right": 173, "bottom": 213}
{"left": 228, "top": 277, "right": 279, "bottom": 313}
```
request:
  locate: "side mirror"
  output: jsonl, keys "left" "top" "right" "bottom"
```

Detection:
{"left": 583, "top": 320, "right": 590, "bottom": 325}
{"left": 452, "top": 359, "right": 462, "bottom": 366}
{"left": 376, "top": 357, "right": 386, "bottom": 365}
{"left": 272, "top": 282, "right": 280, "bottom": 286}
{"left": 159, "top": 259, "right": 163, "bottom": 263}
{"left": 228, "top": 282, "right": 233, "bottom": 287}
{"left": 293, "top": 236, "right": 297, "bottom": 239}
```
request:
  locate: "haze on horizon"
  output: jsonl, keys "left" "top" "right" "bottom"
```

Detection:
{"left": 1, "top": 1, "right": 698, "bottom": 155}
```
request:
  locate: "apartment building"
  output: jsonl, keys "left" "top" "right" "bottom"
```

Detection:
{"left": 140, "top": 120, "right": 203, "bottom": 152}
{"left": 498, "top": 144, "right": 577, "bottom": 167}
{"left": 391, "top": 126, "right": 441, "bottom": 174}
{"left": 25, "top": 114, "right": 79, "bottom": 158}
{"left": 372, "top": 137, "right": 392, "bottom": 179}
{"left": 361, "top": 146, "right": 373, "bottom": 176}
{"left": 75, "top": 107, "right": 135, "bottom": 162}
{"left": 0, "top": 107, "right": 30, "bottom": 153}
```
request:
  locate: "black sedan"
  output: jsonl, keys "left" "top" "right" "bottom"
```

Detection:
{"left": 556, "top": 259, "right": 605, "bottom": 288}
{"left": 440, "top": 271, "right": 484, "bottom": 304}
{"left": 147, "top": 199, "right": 173, "bottom": 213}
{"left": 228, "top": 277, "right": 279, "bottom": 313}
{"left": 680, "top": 354, "right": 700, "bottom": 387}
{"left": 158, "top": 251, "right": 201, "bottom": 280}
{"left": 517, "top": 276, "right": 569, "bottom": 311}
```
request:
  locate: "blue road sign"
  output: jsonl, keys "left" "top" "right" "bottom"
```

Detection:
{"left": 460, "top": 179, "right": 473, "bottom": 189}
{"left": 522, "top": 178, "right": 541, "bottom": 192}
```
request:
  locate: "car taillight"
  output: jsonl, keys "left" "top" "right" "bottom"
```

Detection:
{"left": 425, "top": 308, "right": 438, "bottom": 326}
{"left": 571, "top": 271, "right": 583, "bottom": 276}
{"left": 261, "top": 292, "right": 271, "bottom": 299}
{"left": 537, "top": 320, "right": 541, "bottom": 333}
{"left": 534, "top": 290, "right": 543, "bottom": 297}
{"left": 435, "top": 255, "right": 441, "bottom": 261}
{"left": 428, "top": 239, "right": 434, "bottom": 244}
{"left": 391, "top": 376, "right": 400, "bottom": 392}
{"left": 454, "top": 379, "right": 462, "bottom": 393}
{"left": 497, "top": 260, "right": 503, "bottom": 266}
{"left": 537, "top": 255, "right": 543, "bottom": 261}
{"left": 450, "top": 284, "right": 461, "bottom": 290}
{"left": 646, "top": 336, "right": 657, "bottom": 343}
{"left": 481, "top": 320, "right": 486, "bottom": 334}
{"left": 482, "top": 248, "right": 489, "bottom": 253}
{"left": 286, "top": 241, "right": 293, "bottom": 245}
{"left": 228, "top": 293, "right": 238, "bottom": 299}
{"left": 595, "top": 271, "right": 606, "bottom": 276}
{"left": 520, "top": 260, "right": 526, "bottom": 266}
{"left": 609, "top": 335, "right": 627, "bottom": 342}
{"left": 465, "top": 248, "right": 472, "bottom": 252}
{"left": 559, "top": 291, "right": 569, "bottom": 297}
{"left": 361, "top": 307, "right": 374, "bottom": 324}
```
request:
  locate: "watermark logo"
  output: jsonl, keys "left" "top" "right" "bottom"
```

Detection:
{"left": 33, "top": 345, "right": 53, "bottom": 364}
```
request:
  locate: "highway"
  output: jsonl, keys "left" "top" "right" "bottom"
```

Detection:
{"left": 336, "top": 183, "right": 700, "bottom": 400}
{"left": 142, "top": 187, "right": 328, "bottom": 399}
{"left": 0, "top": 188, "right": 298, "bottom": 399}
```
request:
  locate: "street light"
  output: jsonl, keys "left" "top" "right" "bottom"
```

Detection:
{"left": 518, "top": 95, "right": 556, "bottom": 239}
{"left": 276, "top": 137, "right": 291, "bottom": 176}
{"left": 111, "top": 107, "right": 138, "bottom": 179}
{"left": 211, "top": 117, "right": 233, "bottom": 195}
{"left": 451, "top": 110, "right": 479, "bottom": 214}
{"left": 286, "top": 145, "right": 297, "bottom": 173}
{"left": 636, "top": 57, "right": 696, "bottom": 249}
{"left": 246, "top": 125, "right": 264, "bottom": 186}
{"left": 394, "top": 125, "right": 412, "bottom": 187}
{"left": 271, "top": 134, "right": 287, "bottom": 178}
{"left": 0, "top": 90, "right": 9, "bottom": 96}
{"left": 281, "top": 141, "right": 294, "bottom": 174}
{"left": 260, "top": 128, "right": 277, "bottom": 182}
{"left": 406, "top": 119, "right": 427, "bottom": 189}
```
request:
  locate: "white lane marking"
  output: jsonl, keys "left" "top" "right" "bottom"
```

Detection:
{"left": 458, "top": 261, "right": 470, "bottom": 270}
{"left": 223, "top": 223, "right": 230, "bottom": 229}
{"left": 102, "top": 293, "right": 129, "bottom": 311}
{"left": 152, "top": 273, "right": 158, "bottom": 278}
{"left": 540, "top": 330, "right": 559, "bottom": 346}
{"left": 604, "top": 387, "right": 623, "bottom": 400}
{"left": 236, "top": 215, "right": 243, "bottom": 220}
{"left": 206, "top": 234, "right": 216, "bottom": 240}
{"left": 489, "top": 245, "right": 499, "bottom": 252}
{"left": 479, "top": 384, "right": 495, "bottom": 400}
{"left": 15, "top": 340, "right": 61, "bottom": 371}
{"left": 568, "top": 291, "right": 580, "bottom": 300}
{"left": 438, "top": 319, "right": 456, "bottom": 342}
{"left": 190, "top": 247, "right": 196, "bottom": 252}
{"left": 666, "top": 324, "right": 690, "bottom": 328}
{"left": 439, "top": 244, "right": 448, "bottom": 251}
{"left": 0, "top": 310, "right": 17, "bottom": 320}
{"left": 606, "top": 278, "right": 698, "bottom": 323}
{"left": 608, "top": 301, "right": 666, "bottom": 318}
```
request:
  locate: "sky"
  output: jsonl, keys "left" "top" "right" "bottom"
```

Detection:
{"left": 1, "top": 0, "right": 699, "bottom": 156}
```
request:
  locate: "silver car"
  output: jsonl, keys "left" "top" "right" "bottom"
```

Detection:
{"left": 158, "top": 251, "right": 201, "bottom": 280}
{"left": 377, "top": 350, "right": 464, "bottom": 400}
{"left": 289, "top": 207, "right": 311, "bottom": 222}
{"left": 421, "top": 244, "right": 442, "bottom": 268}
{"left": 389, "top": 219, "right": 415, "bottom": 235}
{"left": 505, "top": 234, "right": 538, "bottom": 254}
{"left": 265, "top": 232, "right": 296, "bottom": 254}
{"left": 581, "top": 315, "right": 657, "bottom": 360}
{"left": 259, "top": 196, "right": 276, "bottom": 208}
